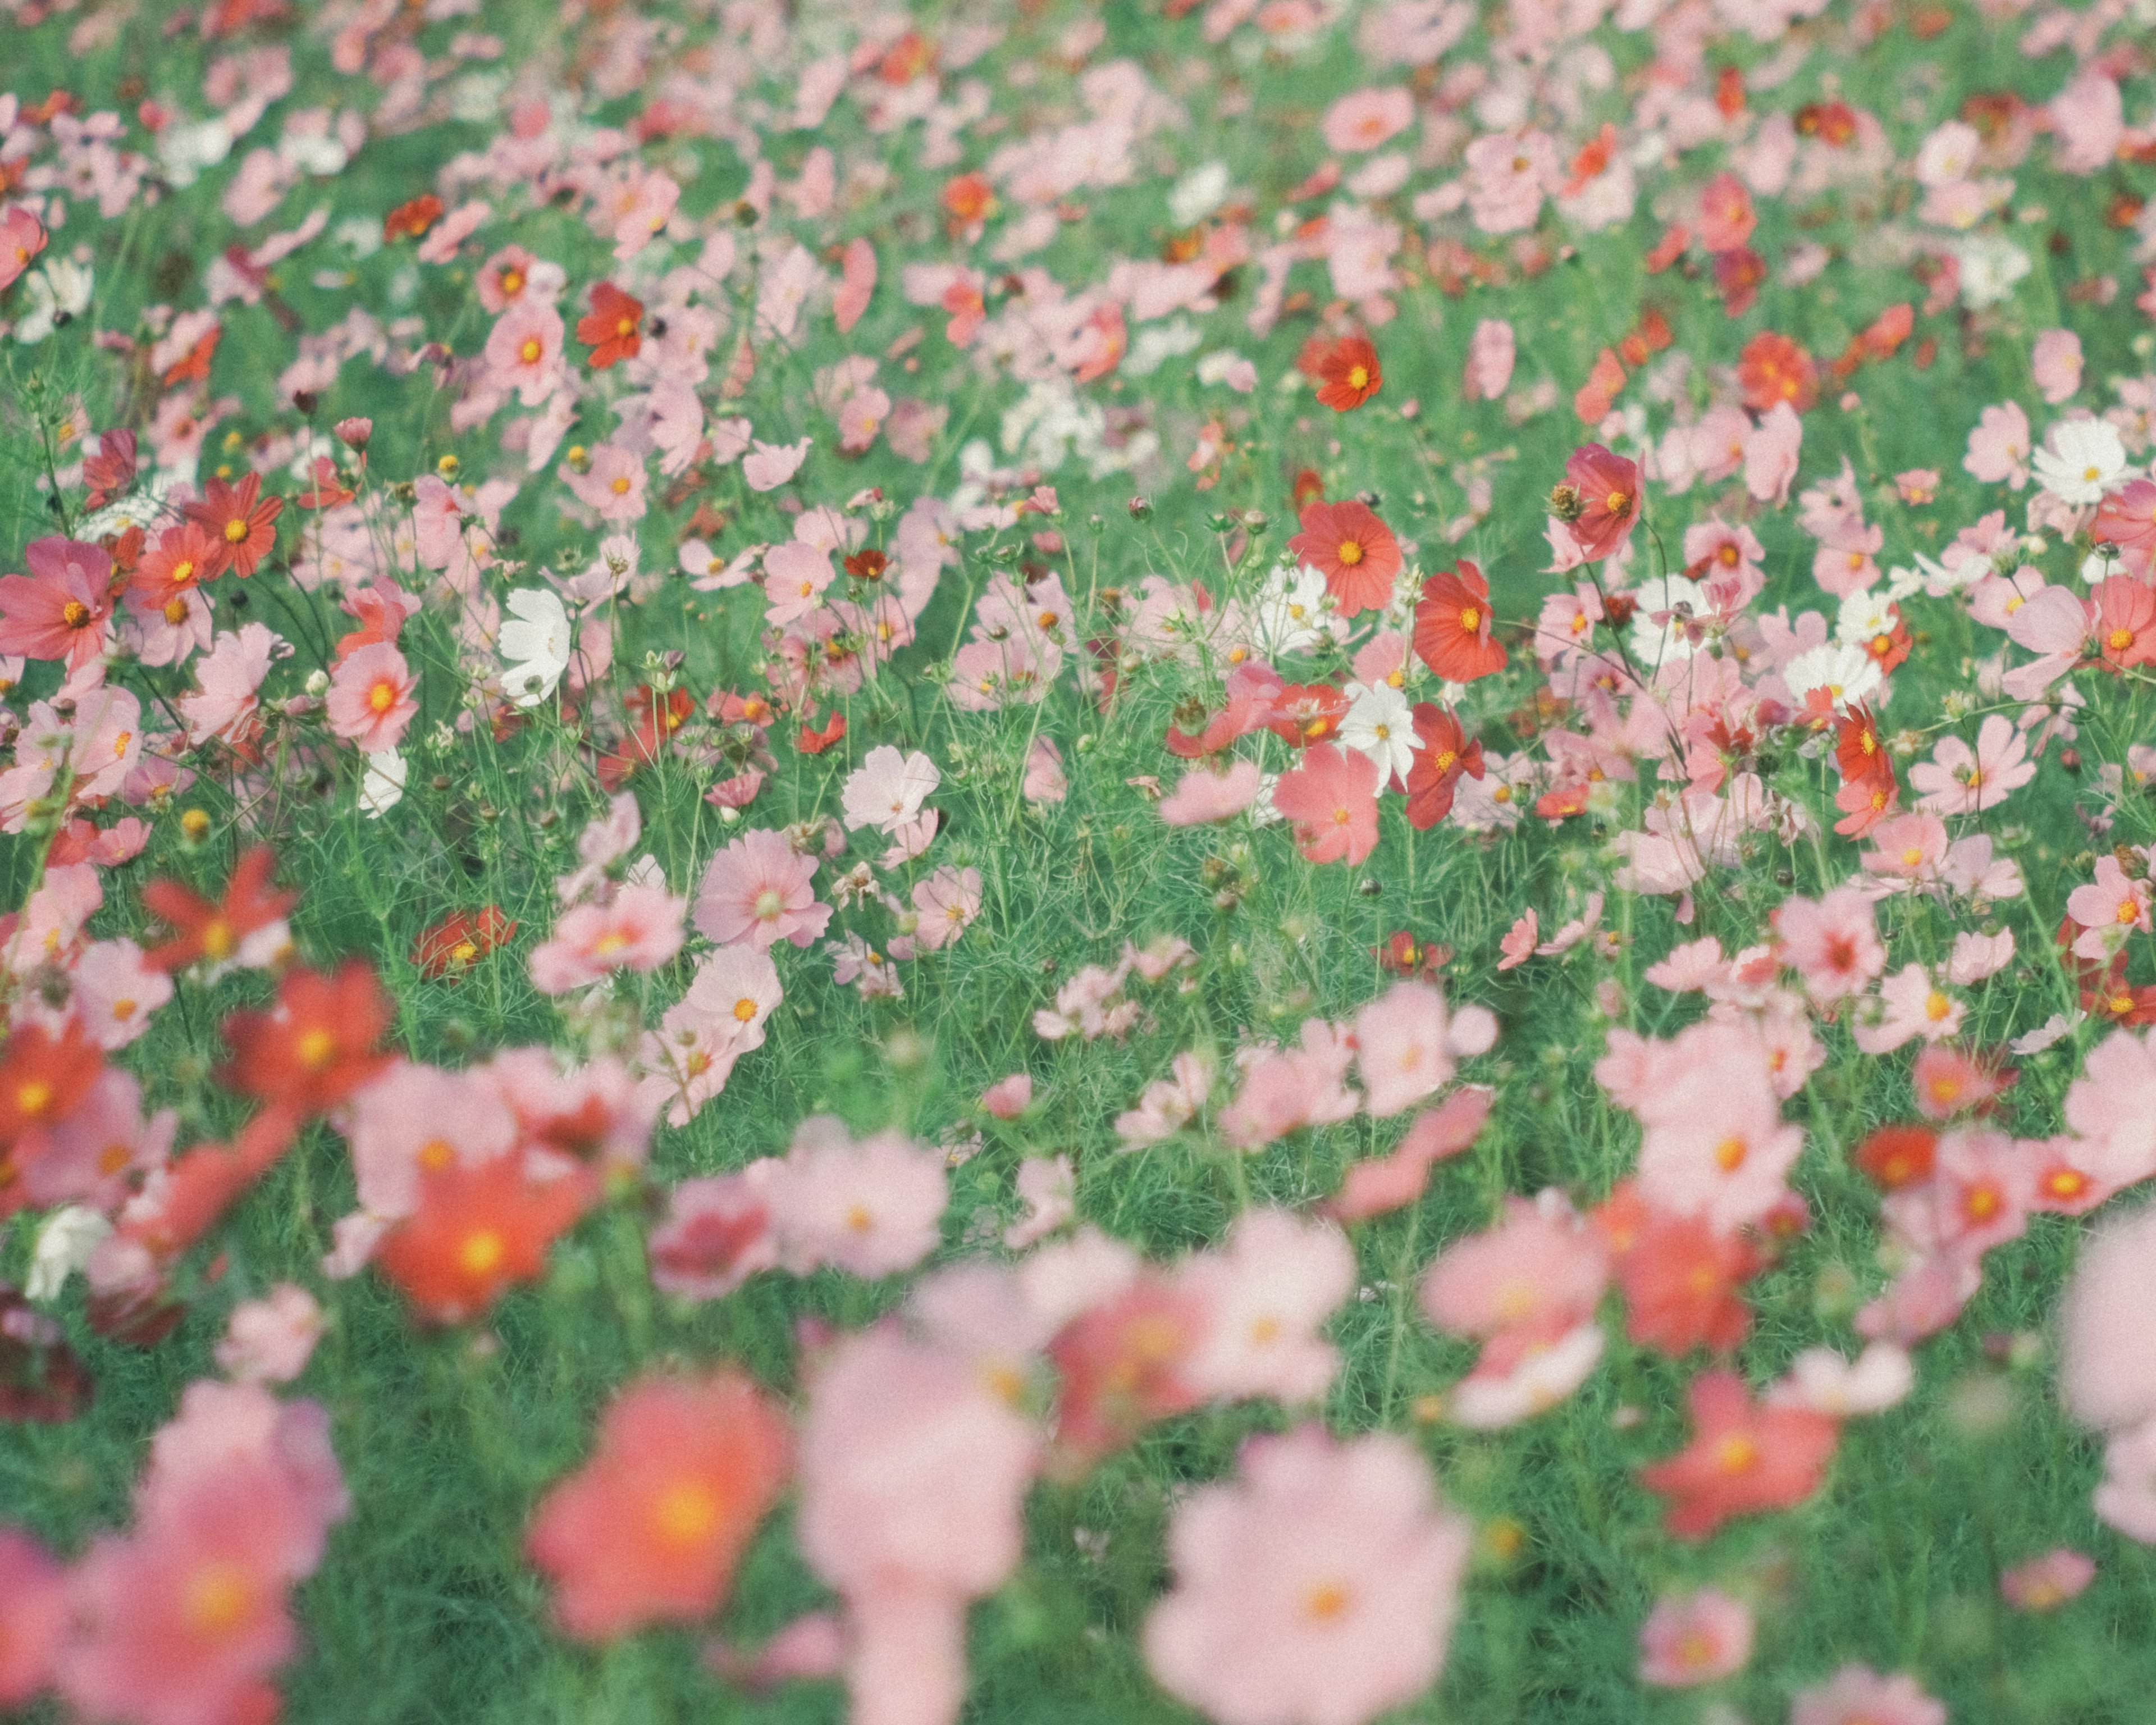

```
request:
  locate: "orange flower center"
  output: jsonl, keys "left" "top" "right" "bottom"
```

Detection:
{"left": 61, "top": 600, "right": 89, "bottom": 628}
{"left": 1459, "top": 605, "right": 1481, "bottom": 631}
{"left": 1304, "top": 1581, "right": 1352, "bottom": 1621}
{"left": 651, "top": 1478, "right": 723, "bottom": 1546}
{"left": 296, "top": 1028, "right": 337, "bottom": 1069}
{"left": 1715, "top": 1135, "right": 1746, "bottom": 1170}
{"left": 1346, "top": 364, "right": 1368, "bottom": 390}
{"left": 1336, "top": 539, "right": 1363, "bottom": 567}
{"left": 368, "top": 678, "right": 400, "bottom": 714}
{"left": 460, "top": 1229, "right": 505, "bottom": 1276}
{"left": 184, "top": 1562, "right": 257, "bottom": 1637}
{"left": 733, "top": 997, "right": 758, "bottom": 1021}
{"left": 1715, "top": 1434, "right": 1758, "bottom": 1473}
{"left": 520, "top": 337, "right": 542, "bottom": 364}
{"left": 224, "top": 518, "right": 249, "bottom": 544}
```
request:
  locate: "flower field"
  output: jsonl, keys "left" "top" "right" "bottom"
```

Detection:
{"left": 1, "top": 0, "right": 2155, "bottom": 1721}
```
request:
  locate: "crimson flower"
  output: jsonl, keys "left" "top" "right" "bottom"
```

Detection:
{"left": 183, "top": 473, "right": 284, "bottom": 579}
{"left": 1563, "top": 444, "right": 1642, "bottom": 562}
{"left": 221, "top": 961, "right": 394, "bottom": 1115}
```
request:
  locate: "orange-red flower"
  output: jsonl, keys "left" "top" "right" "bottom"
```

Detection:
{"left": 940, "top": 172, "right": 995, "bottom": 225}
{"left": 1413, "top": 561, "right": 1508, "bottom": 683}
{"left": 527, "top": 1371, "right": 792, "bottom": 1641}
{"left": 577, "top": 282, "right": 645, "bottom": 369}
{"left": 1737, "top": 332, "right": 1819, "bottom": 413}
{"left": 1287, "top": 499, "right": 1401, "bottom": 618}
{"left": 1854, "top": 1124, "right": 1938, "bottom": 1190}
{"left": 412, "top": 908, "right": 518, "bottom": 980}
{"left": 221, "top": 961, "right": 394, "bottom": 1115}
{"left": 1561, "top": 444, "right": 1642, "bottom": 562}
{"left": 1833, "top": 704, "right": 1893, "bottom": 787}
{"left": 383, "top": 194, "right": 444, "bottom": 241}
{"left": 1405, "top": 703, "right": 1484, "bottom": 830}
{"left": 1311, "top": 334, "right": 1382, "bottom": 412}
{"left": 182, "top": 473, "right": 284, "bottom": 579}
{"left": 377, "top": 1156, "right": 593, "bottom": 1324}
{"left": 0, "top": 1019, "right": 103, "bottom": 1188}
{"left": 141, "top": 847, "right": 298, "bottom": 973}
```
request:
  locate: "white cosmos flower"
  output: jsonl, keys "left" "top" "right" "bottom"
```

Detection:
{"left": 1626, "top": 573, "right": 1712, "bottom": 667}
{"left": 27, "top": 1205, "right": 111, "bottom": 1302}
{"left": 360, "top": 750, "right": 406, "bottom": 818}
{"left": 2031, "top": 418, "right": 2129, "bottom": 506}
{"left": 1835, "top": 588, "right": 1899, "bottom": 647}
{"left": 1341, "top": 681, "right": 1417, "bottom": 784}
{"left": 1783, "top": 641, "right": 1883, "bottom": 713}
{"left": 13, "top": 258, "right": 93, "bottom": 345}
{"left": 498, "top": 587, "right": 573, "bottom": 706}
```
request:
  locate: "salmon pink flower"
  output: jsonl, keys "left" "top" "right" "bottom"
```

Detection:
{"left": 1999, "top": 1549, "right": 2095, "bottom": 1612}
{"left": 140, "top": 847, "right": 296, "bottom": 974}
{"left": 2094, "top": 575, "right": 2156, "bottom": 668}
{"left": 1772, "top": 886, "right": 1885, "bottom": 1004}
{"left": 764, "top": 1116, "right": 948, "bottom": 1279}
{"left": 1789, "top": 1665, "right": 1945, "bottom": 1725}
{"left": 485, "top": 300, "right": 567, "bottom": 405}
{"left": 1638, "top": 1369, "right": 1838, "bottom": 1539}
{"left": 527, "top": 1370, "right": 791, "bottom": 1641}
{"left": 1289, "top": 499, "right": 1401, "bottom": 618}
{"left": 325, "top": 641, "right": 419, "bottom": 753}
{"left": 529, "top": 882, "right": 688, "bottom": 993}
{"left": 1143, "top": 1426, "right": 1473, "bottom": 1725}
{"left": 1559, "top": 444, "right": 1641, "bottom": 561}
{"left": 1272, "top": 743, "right": 1380, "bottom": 866}
{"left": 1736, "top": 331, "right": 1818, "bottom": 412}
{"left": 1909, "top": 714, "right": 2034, "bottom": 814}
{"left": 0, "top": 537, "right": 112, "bottom": 670}
{"left": 0, "top": 1528, "right": 66, "bottom": 1704}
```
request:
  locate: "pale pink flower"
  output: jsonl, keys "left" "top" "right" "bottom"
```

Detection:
{"left": 529, "top": 881, "right": 688, "bottom": 993}
{"left": 981, "top": 1074, "right": 1033, "bottom": 1119}
{"left": 67, "top": 938, "right": 172, "bottom": 1049}
{"left": 1629, "top": 1020, "right": 1804, "bottom": 1234}
{"left": 2061, "top": 1202, "right": 2156, "bottom": 1435}
{"left": 2067, "top": 855, "right": 2150, "bottom": 957}
{"left": 345, "top": 1060, "right": 518, "bottom": 1221}
{"left": 764, "top": 1116, "right": 948, "bottom": 1279}
{"left": 1963, "top": 401, "right": 2031, "bottom": 487}
{"left": 1909, "top": 714, "right": 2035, "bottom": 814}
{"left": 1354, "top": 980, "right": 1496, "bottom": 1117}
{"left": 1143, "top": 1426, "right": 1473, "bottom": 1725}
{"left": 2032, "top": 328, "right": 2084, "bottom": 403}
{"left": 177, "top": 623, "right": 282, "bottom": 746}
{"left": 910, "top": 867, "right": 981, "bottom": 952}
{"left": 1322, "top": 87, "right": 1414, "bottom": 153}
{"left": 1221, "top": 1021, "right": 1361, "bottom": 1149}
{"left": 1850, "top": 964, "right": 1963, "bottom": 1055}
{"left": 1789, "top": 1665, "right": 1946, "bottom": 1725}
{"left": 762, "top": 539, "right": 834, "bottom": 627}
{"left": 694, "top": 829, "right": 833, "bottom": 950}
{"left": 1160, "top": 760, "right": 1263, "bottom": 825}
{"left": 485, "top": 300, "right": 567, "bottom": 405}
{"left": 214, "top": 1284, "right": 324, "bottom": 1385}
{"left": 1463, "top": 318, "right": 1515, "bottom": 401}
{"left": 565, "top": 443, "right": 648, "bottom": 523}
{"left": 2095, "top": 1421, "right": 2156, "bottom": 1542}
{"left": 1637, "top": 1589, "right": 1755, "bottom": 1686}
{"left": 1421, "top": 1194, "right": 1608, "bottom": 1341}
{"left": 1004, "top": 1156, "right": 1075, "bottom": 1250}
{"left": 843, "top": 745, "right": 941, "bottom": 834}
{"left": 1179, "top": 1208, "right": 1355, "bottom": 1404}
{"left": 2000, "top": 1549, "right": 2095, "bottom": 1612}
{"left": 1464, "top": 131, "right": 1557, "bottom": 234}
{"left": 1023, "top": 737, "right": 1067, "bottom": 804}
{"left": 1116, "top": 1051, "right": 1213, "bottom": 1148}
{"left": 647, "top": 1170, "right": 779, "bottom": 1300}
{"left": 742, "top": 437, "right": 812, "bottom": 491}
{"left": 1766, "top": 1343, "right": 1915, "bottom": 1417}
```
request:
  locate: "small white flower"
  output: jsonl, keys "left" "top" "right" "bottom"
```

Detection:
{"left": 27, "top": 1206, "right": 111, "bottom": 1302}
{"left": 360, "top": 750, "right": 406, "bottom": 817}
{"left": 1783, "top": 641, "right": 1884, "bottom": 713}
{"left": 1167, "top": 160, "right": 1231, "bottom": 227}
{"left": 1341, "top": 682, "right": 1417, "bottom": 784}
{"left": 1954, "top": 233, "right": 2031, "bottom": 309}
{"left": 497, "top": 586, "right": 573, "bottom": 706}
{"left": 1835, "top": 588, "right": 1899, "bottom": 647}
{"left": 12, "top": 258, "right": 93, "bottom": 345}
{"left": 1626, "top": 573, "right": 1712, "bottom": 667}
{"left": 2031, "top": 418, "right": 2129, "bottom": 506}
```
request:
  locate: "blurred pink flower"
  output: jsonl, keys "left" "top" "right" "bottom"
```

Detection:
{"left": 1637, "top": 1587, "right": 1755, "bottom": 1686}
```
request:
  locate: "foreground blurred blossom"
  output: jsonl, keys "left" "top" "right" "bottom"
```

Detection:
{"left": 1998, "top": 1549, "right": 2095, "bottom": 1612}
{"left": 1143, "top": 1426, "right": 1472, "bottom": 1725}
{"left": 1637, "top": 1587, "right": 1755, "bottom": 1686}
{"left": 527, "top": 1371, "right": 789, "bottom": 1641}
{"left": 1789, "top": 1664, "right": 1947, "bottom": 1725}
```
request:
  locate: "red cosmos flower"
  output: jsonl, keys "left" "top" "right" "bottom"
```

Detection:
{"left": 577, "top": 282, "right": 645, "bottom": 369}
{"left": 1638, "top": 1369, "right": 1839, "bottom": 1540}
{"left": 1795, "top": 99, "right": 1858, "bottom": 144}
{"left": 1374, "top": 930, "right": 1452, "bottom": 978}
{"left": 0, "top": 1019, "right": 103, "bottom": 1184}
{"left": 129, "top": 522, "right": 218, "bottom": 624}
{"left": 1833, "top": 302, "right": 1914, "bottom": 377}
{"left": 597, "top": 686, "right": 695, "bottom": 790}
{"left": 82, "top": 429, "right": 136, "bottom": 507}
{"left": 141, "top": 847, "right": 298, "bottom": 973}
{"left": 1833, "top": 704, "right": 1893, "bottom": 786}
{"left": 0, "top": 536, "right": 113, "bottom": 670}
{"left": 183, "top": 473, "right": 284, "bottom": 579}
{"left": 1311, "top": 334, "right": 1382, "bottom": 412}
{"left": 294, "top": 457, "right": 354, "bottom": 512}
{"left": 1854, "top": 1124, "right": 1938, "bottom": 1190}
{"left": 2094, "top": 576, "right": 2156, "bottom": 669}
{"left": 1561, "top": 444, "right": 1641, "bottom": 562}
{"left": 1713, "top": 248, "right": 1766, "bottom": 317}
{"left": 1405, "top": 702, "right": 1484, "bottom": 830}
{"left": 376, "top": 1156, "right": 594, "bottom": 1324}
{"left": 1598, "top": 1190, "right": 1760, "bottom": 1356}
{"left": 1266, "top": 681, "right": 1350, "bottom": 747}
{"left": 527, "top": 1371, "right": 791, "bottom": 1642}
{"left": 2095, "top": 478, "right": 2156, "bottom": 555}
{"left": 412, "top": 907, "right": 518, "bottom": 979}
{"left": 1737, "top": 332, "right": 1819, "bottom": 413}
{"left": 1287, "top": 499, "right": 1401, "bottom": 618}
{"left": 109, "top": 1105, "right": 303, "bottom": 1268}
{"left": 221, "top": 961, "right": 394, "bottom": 1116}
{"left": 382, "top": 194, "right": 444, "bottom": 241}
{"left": 1861, "top": 615, "right": 1913, "bottom": 677}
{"left": 1047, "top": 1274, "right": 1206, "bottom": 1475}
{"left": 1413, "top": 561, "right": 1508, "bottom": 683}
{"left": 797, "top": 709, "right": 847, "bottom": 754}
{"left": 940, "top": 172, "right": 995, "bottom": 224}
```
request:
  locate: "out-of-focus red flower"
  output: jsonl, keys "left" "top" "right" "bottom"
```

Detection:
{"left": 1405, "top": 703, "right": 1484, "bottom": 829}
{"left": 412, "top": 908, "right": 518, "bottom": 979}
{"left": 1310, "top": 334, "right": 1382, "bottom": 412}
{"left": 527, "top": 1371, "right": 792, "bottom": 1641}
{"left": 1638, "top": 1369, "right": 1838, "bottom": 1540}
{"left": 182, "top": 474, "right": 284, "bottom": 580}
{"left": 382, "top": 194, "right": 444, "bottom": 241}
{"left": 377, "top": 1156, "right": 593, "bottom": 1323}
{"left": 1737, "top": 332, "right": 1819, "bottom": 413}
{"left": 1047, "top": 1275, "right": 1206, "bottom": 1473}
{"left": 141, "top": 847, "right": 298, "bottom": 974}
{"left": 1855, "top": 1125, "right": 1938, "bottom": 1190}
{"left": 1414, "top": 561, "right": 1508, "bottom": 683}
{"left": 221, "top": 962, "right": 393, "bottom": 1115}
{"left": 578, "top": 282, "right": 645, "bottom": 369}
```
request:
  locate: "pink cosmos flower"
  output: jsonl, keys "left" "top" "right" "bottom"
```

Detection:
{"left": 325, "top": 641, "right": 419, "bottom": 754}
{"left": 981, "top": 1074, "right": 1033, "bottom": 1119}
{"left": 1177, "top": 1208, "right": 1355, "bottom": 1404}
{"left": 565, "top": 443, "right": 648, "bottom": 523}
{"left": 177, "top": 623, "right": 283, "bottom": 747}
{"left": 1160, "top": 760, "right": 1263, "bottom": 825}
{"left": 1963, "top": 401, "right": 2031, "bottom": 487}
{"left": 2032, "top": 328, "right": 2084, "bottom": 403}
{"left": 1627, "top": 1020, "right": 1804, "bottom": 1234}
{"left": 0, "top": 206, "right": 48, "bottom": 294}
{"left": 1421, "top": 1194, "right": 1609, "bottom": 1341}
{"left": 762, "top": 539, "right": 834, "bottom": 628}
{"left": 1144, "top": 1425, "right": 1473, "bottom": 1725}
{"left": 694, "top": 828, "right": 833, "bottom": 949}
{"left": 764, "top": 1115, "right": 948, "bottom": 1279}
{"left": 1221, "top": 1020, "right": 1361, "bottom": 1149}
{"left": 2060, "top": 1202, "right": 2156, "bottom": 1436}
{"left": 1464, "top": 130, "right": 1557, "bottom": 234}
{"left": 647, "top": 1170, "right": 779, "bottom": 1300}
{"left": 2000, "top": 1549, "right": 2095, "bottom": 1612}
{"left": 0, "top": 536, "right": 112, "bottom": 670}
{"left": 1323, "top": 86, "right": 1414, "bottom": 153}
{"left": 529, "top": 882, "right": 688, "bottom": 993}
{"left": 743, "top": 437, "right": 812, "bottom": 492}
{"left": 2067, "top": 855, "right": 2151, "bottom": 957}
{"left": 1850, "top": 964, "right": 1963, "bottom": 1055}
{"left": 842, "top": 745, "right": 941, "bottom": 834}
{"left": 1789, "top": 1665, "right": 1947, "bottom": 1725}
{"left": 1272, "top": 743, "right": 1380, "bottom": 866}
{"left": 0, "top": 1528, "right": 66, "bottom": 1705}
{"left": 1909, "top": 714, "right": 2035, "bottom": 814}
{"left": 67, "top": 938, "right": 173, "bottom": 1049}
{"left": 1497, "top": 910, "right": 1538, "bottom": 970}
{"left": 345, "top": 1061, "right": 519, "bottom": 1222}
{"left": 1354, "top": 979, "right": 1497, "bottom": 1117}
{"left": 1772, "top": 886, "right": 1884, "bottom": 1003}
{"left": 1637, "top": 1587, "right": 1755, "bottom": 1686}
{"left": 485, "top": 300, "right": 567, "bottom": 406}
{"left": 1004, "top": 1154, "right": 1075, "bottom": 1249}
{"left": 213, "top": 1284, "right": 325, "bottom": 1384}
{"left": 1463, "top": 317, "right": 1515, "bottom": 401}
{"left": 1328, "top": 1087, "right": 1493, "bottom": 1222}
{"left": 911, "top": 866, "right": 982, "bottom": 952}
